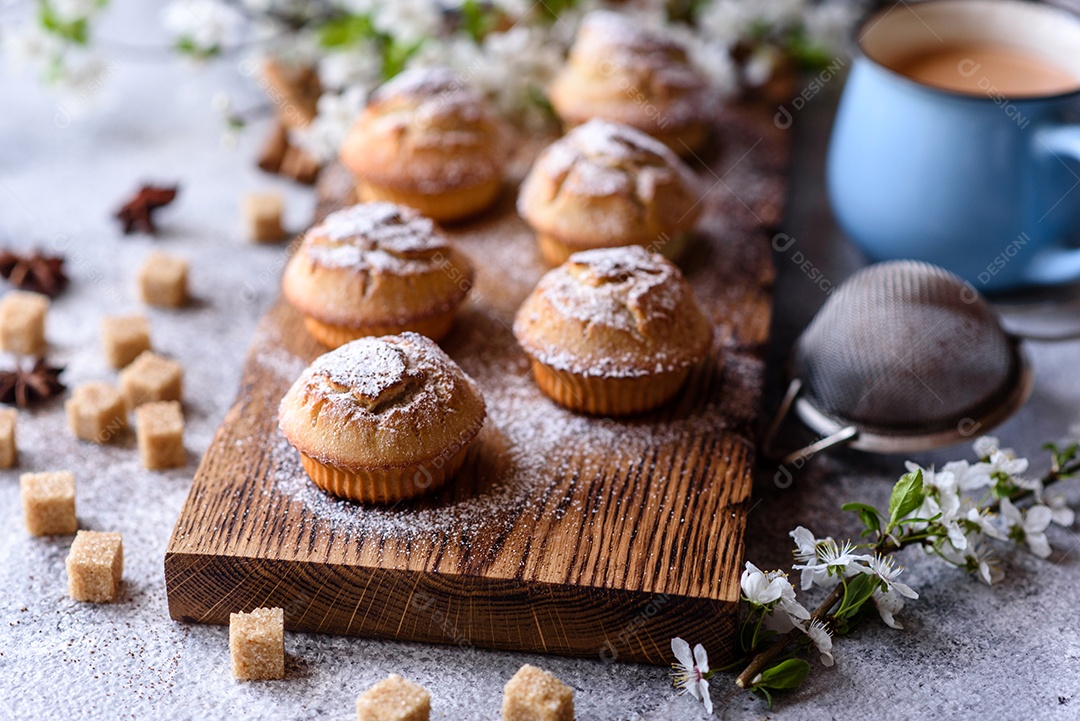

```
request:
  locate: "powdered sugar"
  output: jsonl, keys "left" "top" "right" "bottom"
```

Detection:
{"left": 307, "top": 337, "right": 410, "bottom": 404}
{"left": 369, "top": 66, "right": 487, "bottom": 125}
{"left": 523, "top": 119, "right": 698, "bottom": 204}
{"left": 578, "top": 10, "right": 684, "bottom": 58}
{"left": 536, "top": 246, "right": 682, "bottom": 334}
{"left": 557, "top": 119, "right": 675, "bottom": 166}
{"left": 287, "top": 333, "right": 466, "bottom": 420}
{"left": 305, "top": 202, "right": 449, "bottom": 273}
{"left": 566, "top": 10, "right": 715, "bottom": 126}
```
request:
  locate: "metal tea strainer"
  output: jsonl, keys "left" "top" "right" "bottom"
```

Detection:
{"left": 763, "top": 260, "right": 1048, "bottom": 465}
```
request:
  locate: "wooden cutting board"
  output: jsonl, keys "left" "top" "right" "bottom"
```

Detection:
{"left": 165, "top": 102, "right": 785, "bottom": 665}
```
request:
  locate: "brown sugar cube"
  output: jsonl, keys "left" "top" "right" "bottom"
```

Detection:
{"left": 66, "top": 382, "right": 128, "bottom": 444}
{"left": 119, "top": 351, "right": 183, "bottom": 410}
{"left": 101, "top": 315, "right": 151, "bottom": 369}
{"left": 135, "top": 400, "right": 185, "bottom": 469}
{"left": 230, "top": 607, "right": 285, "bottom": 680}
{"left": 0, "top": 290, "right": 49, "bottom": 356}
{"left": 356, "top": 674, "right": 431, "bottom": 721}
{"left": 66, "top": 530, "right": 123, "bottom": 603}
{"left": 138, "top": 251, "right": 188, "bottom": 307}
{"left": 0, "top": 407, "right": 16, "bottom": 468}
{"left": 243, "top": 192, "right": 285, "bottom": 243}
{"left": 21, "top": 471, "right": 76, "bottom": 536}
{"left": 502, "top": 665, "right": 574, "bottom": 721}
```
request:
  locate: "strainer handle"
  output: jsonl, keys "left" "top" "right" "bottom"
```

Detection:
{"left": 761, "top": 379, "right": 860, "bottom": 466}
{"left": 1024, "top": 126, "right": 1080, "bottom": 286}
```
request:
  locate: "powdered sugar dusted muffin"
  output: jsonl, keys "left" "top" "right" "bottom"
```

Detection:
{"left": 517, "top": 119, "right": 701, "bottom": 265}
{"left": 548, "top": 10, "right": 715, "bottom": 155}
{"left": 278, "top": 332, "right": 486, "bottom": 503}
{"left": 513, "top": 246, "right": 712, "bottom": 416}
{"left": 340, "top": 67, "right": 506, "bottom": 221}
{"left": 283, "top": 202, "right": 474, "bottom": 348}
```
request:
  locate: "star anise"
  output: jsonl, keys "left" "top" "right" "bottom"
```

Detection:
{"left": 114, "top": 184, "right": 179, "bottom": 235}
{"left": 0, "top": 359, "right": 65, "bottom": 408}
{"left": 0, "top": 249, "right": 68, "bottom": 298}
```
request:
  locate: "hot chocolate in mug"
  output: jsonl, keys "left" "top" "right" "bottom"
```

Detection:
{"left": 827, "top": 0, "right": 1080, "bottom": 292}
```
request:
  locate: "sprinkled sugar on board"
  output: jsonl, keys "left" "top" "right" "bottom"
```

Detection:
{"left": 165, "top": 101, "right": 786, "bottom": 665}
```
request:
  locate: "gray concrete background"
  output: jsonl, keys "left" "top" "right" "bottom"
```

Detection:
{"left": 2, "top": 2, "right": 1080, "bottom": 719}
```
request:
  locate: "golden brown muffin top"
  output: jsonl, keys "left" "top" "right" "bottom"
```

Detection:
{"left": 551, "top": 10, "right": 713, "bottom": 132}
{"left": 282, "top": 202, "right": 474, "bottom": 327}
{"left": 513, "top": 246, "right": 712, "bottom": 378}
{"left": 368, "top": 67, "right": 485, "bottom": 120}
{"left": 517, "top": 119, "right": 700, "bottom": 246}
{"left": 340, "top": 67, "right": 504, "bottom": 194}
{"left": 278, "top": 333, "right": 486, "bottom": 468}
{"left": 304, "top": 202, "right": 450, "bottom": 273}
{"left": 576, "top": 10, "right": 693, "bottom": 65}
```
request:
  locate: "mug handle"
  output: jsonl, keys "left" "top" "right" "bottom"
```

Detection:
{"left": 1024, "top": 125, "right": 1080, "bottom": 286}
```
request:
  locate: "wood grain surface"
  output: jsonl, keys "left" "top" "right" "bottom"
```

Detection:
{"left": 165, "top": 102, "right": 787, "bottom": 665}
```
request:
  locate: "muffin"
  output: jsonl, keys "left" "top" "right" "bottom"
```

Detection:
{"left": 513, "top": 246, "right": 712, "bottom": 416}
{"left": 278, "top": 332, "right": 486, "bottom": 503}
{"left": 282, "top": 202, "right": 474, "bottom": 348}
{"left": 548, "top": 10, "right": 714, "bottom": 155}
{"left": 340, "top": 67, "right": 505, "bottom": 222}
{"left": 517, "top": 119, "right": 701, "bottom": 265}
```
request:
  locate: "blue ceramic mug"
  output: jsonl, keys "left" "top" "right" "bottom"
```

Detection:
{"left": 827, "top": 0, "right": 1080, "bottom": 292}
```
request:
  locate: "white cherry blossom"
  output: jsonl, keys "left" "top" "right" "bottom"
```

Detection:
{"left": 800, "top": 619, "right": 834, "bottom": 667}
{"left": 1000, "top": 497, "right": 1053, "bottom": 559}
{"left": 162, "top": 0, "right": 244, "bottom": 54}
{"left": 862, "top": 554, "right": 919, "bottom": 600}
{"left": 1034, "top": 487, "right": 1076, "bottom": 528}
{"left": 671, "top": 638, "right": 712, "bottom": 714}
{"left": 872, "top": 587, "right": 906, "bottom": 629}
{"left": 793, "top": 539, "right": 870, "bottom": 580}
{"left": 790, "top": 526, "right": 832, "bottom": 590}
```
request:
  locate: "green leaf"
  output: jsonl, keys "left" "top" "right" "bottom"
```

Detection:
{"left": 783, "top": 26, "right": 834, "bottom": 70}
{"left": 381, "top": 37, "right": 423, "bottom": 80}
{"left": 835, "top": 573, "right": 879, "bottom": 620}
{"left": 318, "top": 14, "right": 374, "bottom": 49}
{"left": 888, "top": 470, "right": 924, "bottom": 529}
{"left": 1045, "top": 441, "right": 1080, "bottom": 473}
{"left": 842, "top": 502, "right": 881, "bottom": 535}
{"left": 174, "top": 37, "right": 220, "bottom": 60}
{"left": 755, "top": 658, "right": 811, "bottom": 690}
{"left": 537, "top": 0, "right": 580, "bottom": 23}
{"left": 858, "top": 510, "right": 879, "bottom": 534}
{"left": 665, "top": 0, "right": 703, "bottom": 24}
{"left": 39, "top": 3, "right": 90, "bottom": 45}
{"left": 841, "top": 502, "right": 879, "bottom": 514}
{"left": 991, "top": 473, "right": 1017, "bottom": 499}
{"left": 460, "top": 0, "right": 496, "bottom": 42}
{"left": 747, "top": 18, "right": 773, "bottom": 40}
{"left": 904, "top": 513, "right": 942, "bottom": 524}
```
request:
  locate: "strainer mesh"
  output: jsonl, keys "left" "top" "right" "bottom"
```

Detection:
{"left": 794, "top": 261, "right": 1018, "bottom": 435}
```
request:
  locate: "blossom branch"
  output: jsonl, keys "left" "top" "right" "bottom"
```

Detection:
{"left": 733, "top": 526, "right": 920, "bottom": 689}
{"left": 734, "top": 582, "right": 843, "bottom": 688}
{"left": 703, "top": 436, "right": 1080, "bottom": 710}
